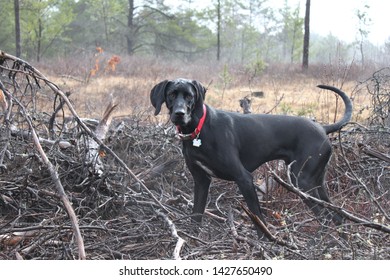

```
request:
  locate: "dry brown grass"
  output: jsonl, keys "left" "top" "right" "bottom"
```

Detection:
{"left": 33, "top": 52, "right": 378, "bottom": 129}
{"left": 46, "top": 56, "right": 371, "bottom": 127}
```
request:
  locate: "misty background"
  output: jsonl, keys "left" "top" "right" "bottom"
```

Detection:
{"left": 1, "top": 0, "right": 389, "bottom": 68}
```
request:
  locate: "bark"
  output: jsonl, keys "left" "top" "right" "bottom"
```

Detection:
{"left": 14, "top": 0, "right": 21, "bottom": 57}
{"left": 302, "top": 0, "right": 310, "bottom": 70}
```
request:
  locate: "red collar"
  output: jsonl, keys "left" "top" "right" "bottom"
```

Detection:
{"left": 177, "top": 105, "right": 207, "bottom": 140}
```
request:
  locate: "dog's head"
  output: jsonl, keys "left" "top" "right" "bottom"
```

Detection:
{"left": 150, "top": 79, "right": 206, "bottom": 126}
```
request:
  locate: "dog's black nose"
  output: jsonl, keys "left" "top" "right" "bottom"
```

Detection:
{"left": 174, "top": 109, "right": 185, "bottom": 116}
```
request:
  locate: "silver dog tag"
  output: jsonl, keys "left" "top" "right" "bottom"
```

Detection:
{"left": 193, "top": 138, "right": 202, "bottom": 147}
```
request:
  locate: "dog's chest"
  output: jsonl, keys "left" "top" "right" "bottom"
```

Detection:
{"left": 194, "top": 160, "right": 216, "bottom": 177}
{"left": 183, "top": 145, "right": 218, "bottom": 177}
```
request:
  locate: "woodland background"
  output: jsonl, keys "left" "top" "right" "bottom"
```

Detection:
{"left": 0, "top": 0, "right": 389, "bottom": 260}
{"left": 1, "top": 0, "right": 389, "bottom": 65}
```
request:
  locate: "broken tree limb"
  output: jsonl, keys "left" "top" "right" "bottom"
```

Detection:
{"left": 0, "top": 88, "right": 8, "bottom": 112}
{"left": 48, "top": 91, "right": 71, "bottom": 139}
{"left": 227, "top": 208, "right": 271, "bottom": 255}
{"left": 359, "top": 143, "right": 390, "bottom": 163}
{"left": 11, "top": 96, "right": 86, "bottom": 260}
{"left": 239, "top": 96, "right": 252, "bottom": 114}
{"left": 85, "top": 99, "right": 118, "bottom": 176}
{"left": 0, "top": 50, "right": 169, "bottom": 213}
{"left": 240, "top": 203, "right": 298, "bottom": 250}
{"left": 269, "top": 163, "right": 390, "bottom": 235}
{"left": 155, "top": 210, "right": 185, "bottom": 260}
{"left": 9, "top": 127, "right": 72, "bottom": 149}
{"left": 338, "top": 131, "right": 390, "bottom": 222}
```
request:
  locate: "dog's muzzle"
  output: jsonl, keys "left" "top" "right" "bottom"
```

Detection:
{"left": 171, "top": 104, "right": 191, "bottom": 126}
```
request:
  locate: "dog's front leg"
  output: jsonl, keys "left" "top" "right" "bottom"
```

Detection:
{"left": 191, "top": 170, "right": 211, "bottom": 223}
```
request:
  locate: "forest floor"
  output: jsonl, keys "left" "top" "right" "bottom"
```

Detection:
{"left": 0, "top": 52, "right": 389, "bottom": 259}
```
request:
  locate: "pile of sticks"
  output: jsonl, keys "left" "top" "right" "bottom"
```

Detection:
{"left": 0, "top": 50, "right": 389, "bottom": 260}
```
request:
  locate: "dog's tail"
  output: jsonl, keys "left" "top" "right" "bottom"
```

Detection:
{"left": 317, "top": 85, "right": 353, "bottom": 134}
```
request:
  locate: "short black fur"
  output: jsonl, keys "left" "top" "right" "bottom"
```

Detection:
{"left": 150, "top": 79, "right": 353, "bottom": 239}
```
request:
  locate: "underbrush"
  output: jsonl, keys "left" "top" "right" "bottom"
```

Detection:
{"left": 0, "top": 52, "right": 389, "bottom": 260}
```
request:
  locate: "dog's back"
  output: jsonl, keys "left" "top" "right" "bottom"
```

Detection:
{"left": 197, "top": 107, "right": 331, "bottom": 173}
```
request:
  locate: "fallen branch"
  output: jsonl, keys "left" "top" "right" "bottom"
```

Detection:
{"left": 227, "top": 208, "right": 270, "bottom": 256}
{"left": 338, "top": 131, "right": 390, "bottom": 221}
{"left": 49, "top": 91, "right": 71, "bottom": 139}
{"left": 269, "top": 163, "right": 390, "bottom": 235}
{"left": 359, "top": 143, "right": 390, "bottom": 163}
{"left": 39, "top": 73, "right": 168, "bottom": 212}
{"left": 85, "top": 99, "right": 118, "bottom": 176}
{"left": 155, "top": 210, "right": 185, "bottom": 260}
{"left": 0, "top": 50, "right": 169, "bottom": 214}
{"left": 240, "top": 203, "right": 298, "bottom": 250}
{"left": 9, "top": 127, "right": 72, "bottom": 149}
{"left": 0, "top": 225, "right": 106, "bottom": 235}
{"left": 12, "top": 96, "right": 86, "bottom": 259}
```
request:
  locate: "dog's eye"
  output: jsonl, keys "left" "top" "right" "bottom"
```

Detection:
{"left": 185, "top": 95, "right": 193, "bottom": 101}
{"left": 167, "top": 92, "right": 175, "bottom": 100}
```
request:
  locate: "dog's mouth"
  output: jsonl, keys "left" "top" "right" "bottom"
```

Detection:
{"left": 171, "top": 114, "right": 190, "bottom": 126}
{"left": 169, "top": 103, "right": 192, "bottom": 126}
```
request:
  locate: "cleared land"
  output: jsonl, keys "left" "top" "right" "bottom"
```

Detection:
{"left": 0, "top": 53, "right": 389, "bottom": 259}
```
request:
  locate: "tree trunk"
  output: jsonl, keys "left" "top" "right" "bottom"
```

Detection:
{"left": 37, "top": 18, "right": 42, "bottom": 62}
{"left": 126, "top": 0, "right": 134, "bottom": 55}
{"left": 302, "top": 0, "right": 310, "bottom": 70}
{"left": 360, "top": 40, "right": 365, "bottom": 66}
{"left": 290, "top": 27, "right": 297, "bottom": 64}
{"left": 217, "top": 0, "right": 221, "bottom": 61}
{"left": 102, "top": 2, "right": 109, "bottom": 45}
{"left": 14, "top": 0, "right": 21, "bottom": 57}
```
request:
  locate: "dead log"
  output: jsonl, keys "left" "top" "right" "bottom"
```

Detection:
{"left": 358, "top": 143, "right": 390, "bottom": 163}
{"left": 239, "top": 96, "right": 252, "bottom": 114}
{"left": 84, "top": 99, "right": 117, "bottom": 176}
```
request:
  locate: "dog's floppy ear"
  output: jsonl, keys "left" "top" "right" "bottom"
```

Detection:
{"left": 191, "top": 80, "right": 207, "bottom": 101}
{"left": 150, "top": 80, "right": 170, "bottom": 116}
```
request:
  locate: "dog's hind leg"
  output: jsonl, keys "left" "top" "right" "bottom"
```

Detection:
{"left": 289, "top": 159, "right": 345, "bottom": 239}
{"left": 316, "top": 183, "right": 344, "bottom": 226}
{"left": 234, "top": 168, "right": 267, "bottom": 239}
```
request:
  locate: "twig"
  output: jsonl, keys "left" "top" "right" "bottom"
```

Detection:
{"left": 12, "top": 96, "right": 86, "bottom": 260}
{"left": 0, "top": 50, "right": 169, "bottom": 213}
{"left": 227, "top": 208, "right": 266, "bottom": 250}
{"left": 0, "top": 225, "right": 106, "bottom": 235}
{"left": 338, "top": 130, "right": 390, "bottom": 221}
{"left": 240, "top": 203, "right": 298, "bottom": 250}
{"left": 15, "top": 252, "right": 24, "bottom": 260}
{"left": 270, "top": 163, "right": 390, "bottom": 234}
{"left": 49, "top": 91, "right": 70, "bottom": 139}
{"left": 45, "top": 81, "right": 168, "bottom": 212}
{"left": 9, "top": 127, "right": 72, "bottom": 149}
{"left": 155, "top": 210, "right": 185, "bottom": 260}
{"left": 266, "top": 93, "right": 284, "bottom": 114}
{"left": 359, "top": 143, "right": 390, "bottom": 163}
{"left": 178, "top": 231, "right": 208, "bottom": 245}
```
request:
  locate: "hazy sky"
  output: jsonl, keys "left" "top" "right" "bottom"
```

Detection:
{"left": 164, "top": 0, "right": 389, "bottom": 45}
{"left": 297, "top": 0, "right": 388, "bottom": 45}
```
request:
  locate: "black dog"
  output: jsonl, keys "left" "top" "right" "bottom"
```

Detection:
{"left": 150, "top": 79, "right": 352, "bottom": 238}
